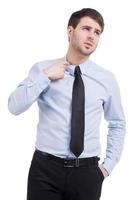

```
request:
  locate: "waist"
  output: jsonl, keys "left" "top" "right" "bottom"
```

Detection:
{"left": 35, "top": 149, "right": 100, "bottom": 168}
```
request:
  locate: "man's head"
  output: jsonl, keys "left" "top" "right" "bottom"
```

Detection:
{"left": 67, "top": 8, "right": 104, "bottom": 60}
{"left": 68, "top": 8, "right": 104, "bottom": 33}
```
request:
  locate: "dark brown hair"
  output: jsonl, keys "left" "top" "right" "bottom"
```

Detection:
{"left": 68, "top": 8, "right": 104, "bottom": 32}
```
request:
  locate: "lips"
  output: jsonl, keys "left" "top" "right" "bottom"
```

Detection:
{"left": 84, "top": 42, "right": 93, "bottom": 47}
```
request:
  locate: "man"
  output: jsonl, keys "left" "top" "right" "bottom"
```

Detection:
{"left": 8, "top": 8, "right": 126, "bottom": 200}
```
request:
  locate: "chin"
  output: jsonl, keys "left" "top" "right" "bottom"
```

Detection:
{"left": 82, "top": 50, "right": 93, "bottom": 56}
{"left": 82, "top": 48, "right": 93, "bottom": 55}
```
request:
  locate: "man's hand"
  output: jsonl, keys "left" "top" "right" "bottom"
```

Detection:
{"left": 98, "top": 165, "right": 109, "bottom": 178}
{"left": 43, "top": 60, "right": 69, "bottom": 80}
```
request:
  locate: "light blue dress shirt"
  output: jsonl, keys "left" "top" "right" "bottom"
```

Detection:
{"left": 8, "top": 57, "right": 126, "bottom": 174}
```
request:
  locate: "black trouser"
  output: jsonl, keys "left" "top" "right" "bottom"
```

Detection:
{"left": 27, "top": 150, "right": 104, "bottom": 200}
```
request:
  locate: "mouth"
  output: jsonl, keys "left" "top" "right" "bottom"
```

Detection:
{"left": 84, "top": 42, "right": 94, "bottom": 49}
{"left": 84, "top": 42, "right": 93, "bottom": 47}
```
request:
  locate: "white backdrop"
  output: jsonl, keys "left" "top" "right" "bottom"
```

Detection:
{"left": 0, "top": 0, "right": 132, "bottom": 199}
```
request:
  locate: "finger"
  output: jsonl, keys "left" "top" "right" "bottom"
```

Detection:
{"left": 60, "top": 60, "right": 69, "bottom": 65}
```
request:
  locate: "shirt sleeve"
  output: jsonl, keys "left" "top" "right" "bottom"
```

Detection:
{"left": 101, "top": 73, "right": 126, "bottom": 174}
{"left": 8, "top": 63, "right": 51, "bottom": 115}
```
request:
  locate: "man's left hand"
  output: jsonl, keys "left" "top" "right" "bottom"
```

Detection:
{"left": 98, "top": 165, "right": 109, "bottom": 178}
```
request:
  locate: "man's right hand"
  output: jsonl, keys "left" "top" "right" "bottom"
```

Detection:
{"left": 43, "top": 60, "right": 69, "bottom": 80}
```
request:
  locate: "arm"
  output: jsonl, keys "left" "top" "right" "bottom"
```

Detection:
{"left": 101, "top": 74, "right": 126, "bottom": 174}
{"left": 8, "top": 60, "right": 68, "bottom": 115}
{"left": 8, "top": 63, "right": 51, "bottom": 115}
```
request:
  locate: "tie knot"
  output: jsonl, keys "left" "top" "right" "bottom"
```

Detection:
{"left": 74, "top": 66, "right": 81, "bottom": 76}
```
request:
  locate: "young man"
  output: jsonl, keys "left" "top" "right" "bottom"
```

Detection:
{"left": 8, "top": 8, "right": 126, "bottom": 200}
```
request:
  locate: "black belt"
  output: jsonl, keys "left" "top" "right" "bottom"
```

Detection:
{"left": 35, "top": 149, "right": 99, "bottom": 168}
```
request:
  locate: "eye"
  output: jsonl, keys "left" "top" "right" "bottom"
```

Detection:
{"left": 86, "top": 28, "right": 91, "bottom": 31}
{"left": 83, "top": 27, "right": 91, "bottom": 31}
{"left": 95, "top": 31, "right": 101, "bottom": 36}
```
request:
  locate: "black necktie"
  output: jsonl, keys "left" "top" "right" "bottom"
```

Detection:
{"left": 70, "top": 66, "right": 85, "bottom": 157}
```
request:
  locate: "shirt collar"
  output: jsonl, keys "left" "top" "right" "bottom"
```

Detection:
{"left": 64, "top": 55, "right": 92, "bottom": 76}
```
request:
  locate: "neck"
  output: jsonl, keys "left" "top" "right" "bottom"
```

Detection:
{"left": 66, "top": 48, "right": 89, "bottom": 65}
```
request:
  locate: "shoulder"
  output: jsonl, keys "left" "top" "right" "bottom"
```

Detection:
{"left": 87, "top": 60, "right": 117, "bottom": 82}
{"left": 89, "top": 60, "right": 114, "bottom": 77}
{"left": 86, "top": 60, "right": 118, "bottom": 93}
{"left": 28, "top": 57, "right": 64, "bottom": 77}
{"left": 31, "top": 57, "right": 64, "bottom": 71}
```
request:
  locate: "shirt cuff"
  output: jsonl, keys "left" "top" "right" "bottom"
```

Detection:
{"left": 101, "top": 157, "right": 117, "bottom": 174}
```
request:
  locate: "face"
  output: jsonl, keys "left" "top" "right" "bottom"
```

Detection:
{"left": 67, "top": 16, "right": 102, "bottom": 57}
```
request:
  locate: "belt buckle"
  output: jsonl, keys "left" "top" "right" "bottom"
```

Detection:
{"left": 64, "top": 159, "right": 74, "bottom": 168}
{"left": 63, "top": 158, "right": 80, "bottom": 168}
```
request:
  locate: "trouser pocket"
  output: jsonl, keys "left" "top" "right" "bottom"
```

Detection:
{"left": 97, "top": 166, "right": 105, "bottom": 181}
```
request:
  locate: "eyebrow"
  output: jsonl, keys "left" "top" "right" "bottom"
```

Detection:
{"left": 81, "top": 26, "right": 102, "bottom": 33}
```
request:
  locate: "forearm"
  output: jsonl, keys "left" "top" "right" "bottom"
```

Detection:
{"left": 8, "top": 60, "right": 68, "bottom": 115}
{"left": 8, "top": 70, "right": 51, "bottom": 115}
{"left": 102, "top": 119, "right": 126, "bottom": 174}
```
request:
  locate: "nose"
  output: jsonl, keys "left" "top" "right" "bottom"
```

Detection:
{"left": 87, "top": 30, "right": 95, "bottom": 40}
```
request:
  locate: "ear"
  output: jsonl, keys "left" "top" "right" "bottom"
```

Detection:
{"left": 67, "top": 26, "right": 74, "bottom": 38}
